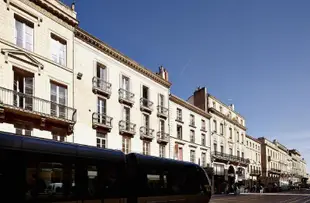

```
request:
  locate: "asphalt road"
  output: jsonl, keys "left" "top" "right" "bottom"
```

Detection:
{"left": 210, "top": 194, "right": 310, "bottom": 203}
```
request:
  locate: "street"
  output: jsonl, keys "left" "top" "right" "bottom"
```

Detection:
{"left": 211, "top": 194, "right": 310, "bottom": 203}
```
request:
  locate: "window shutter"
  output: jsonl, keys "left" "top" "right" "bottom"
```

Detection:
{"left": 59, "top": 43, "right": 66, "bottom": 66}
{"left": 51, "top": 39, "right": 58, "bottom": 63}
{"left": 24, "top": 77, "right": 33, "bottom": 95}
{"left": 25, "top": 25, "right": 33, "bottom": 51}
{"left": 15, "top": 20, "right": 23, "bottom": 47}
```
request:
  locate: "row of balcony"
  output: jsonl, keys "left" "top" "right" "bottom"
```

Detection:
{"left": 0, "top": 86, "right": 169, "bottom": 140}
{"left": 92, "top": 113, "right": 169, "bottom": 143}
{"left": 93, "top": 77, "right": 169, "bottom": 118}
{"left": 212, "top": 151, "right": 250, "bottom": 165}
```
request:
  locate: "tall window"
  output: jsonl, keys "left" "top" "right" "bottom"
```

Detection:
{"left": 122, "top": 137, "right": 130, "bottom": 154}
{"left": 201, "top": 134, "right": 206, "bottom": 146}
{"left": 13, "top": 68, "right": 34, "bottom": 110}
{"left": 220, "top": 145, "right": 224, "bottom": 153}
{"left": 190, "top": 130, "right": 195, "bottom": 143}
{"left": 241, "top": 134, "right": 244, "bottom": 143}
{"left": 158, "top": 94, "right": 164, "bottom": 107}
{"left": 97, "top": 97, "right": 106, "bottom": 124}
{"left": 214, "top": 143, "right": 217, "bottom": 152}
{"left": 51, "top": 33, "right": 67, "bottom": 66}
{"left": 176, "top": 108, "right": 182, "bottom": 121}
{"left": 121, "top": 75, "right": 130, "bottom": 90}
{"left": 96, "top": 63, "right": 107, "bottom": 80}
{"left": 50, "top": 82, "right": 67, "bottom": 119}
{"left": 159, "top": 145, "right": 165, "bottom": 158}
{"left": 213, "top": 120, "right": 217, "bottom": 133}
{"left": 177, "top": 125, "right": 182, "bottom": 139}
{"left": 96, "top": 131, "right": 107, "bottom": 148}
{"left": 201, "top": 152, "right": 206, "bottom": 167}
{"left": 220, "top": 123, "right": 224, "bottom": 135}
{"left": 143, "top": 141, "right": 150, "bottom": 155}
{"left": 142, "top": 85, "right": 149, "bottom": 100}
{"left": 15, "top": 15, "right": 34, "bottom": 51}
{"left": 229, "top": 128, "right": 232, "bottom": 139}
{"left": 190, "top": 150, "right": 195, "bottom": 163}
{"left": 190, "top": 114, "right": 195, "bottom": 126}
{"left": 123, "top": 106, "right": 131, "bottom": 131}
{"left": 237, "top": 150, "right": 240, "bottom": 157}
{"left": 236, "top": 131, "right": 239, "bottom": 142}
{"left": 143, "top": 113, "right": 150, "bottom": 128}
{"left": 242, "top": 152, "right": 244, "bottom": 158}
{"left": 201, "top": 119, "right": 206, "bottom": 130}
{"left": 159, "top": 119, "right": 165, "bottom": 133}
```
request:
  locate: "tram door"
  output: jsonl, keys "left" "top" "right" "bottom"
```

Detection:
{"left": 0, "top": 150, "right": 26, "bottom": 202}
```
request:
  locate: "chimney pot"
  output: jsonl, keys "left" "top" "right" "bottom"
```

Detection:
{"left": 71, "top": 2, "right": 75, "bottom": 11}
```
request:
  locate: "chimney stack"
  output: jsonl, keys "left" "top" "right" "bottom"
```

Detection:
{"left": 71, "top": 2, "right": 75, "bottom": 11}
{"left": 158, "top": 66, "right": 169, "bottom": 81}
{"left": 229, "top": 104, "right": 235, "bottom": 111}
{"left": 192, "top": 87, "right": 207, "bottom": 111}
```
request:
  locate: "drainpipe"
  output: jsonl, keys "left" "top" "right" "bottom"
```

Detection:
{"left": 168, "top": 91, "right": 171, "bottom": 159}
{"left": 72, "top": 28, "right": 75, "bottom": 143}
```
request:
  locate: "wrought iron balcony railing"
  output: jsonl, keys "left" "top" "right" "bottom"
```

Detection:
{"left": 92, "top": 112, "right": 113, "bottom": 129}
{"left": 0, "top": 86, "right": 76, "bottom": 122}
{"left": 119, "top": 120, "right": 136, "bottom": 134}
{"left": 118, "top": 88, "right": 135, "bottom": 104}
{"left": 139, "top": 126, "right": 154, "bottom": 139}
{"left": 157, "top": 131, "right": 169, "bottom": 143}
{"left": 212, "top": 151, "right": 250, "bottom": 164}
{"left": 140, "top": 98, "right": 153, "bottom": 111}
{"left": 92, "top": 77, "right": 112, "bottom": 96}
{"left": 157, "top": 105, "right": 168, "bottom": 118}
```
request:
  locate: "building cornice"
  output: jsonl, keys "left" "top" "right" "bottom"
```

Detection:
{"left": 208, "top": 94, "right": 245, "bottom": 119}
{"left": 169, "top": 94, "right": 212, "bottom": 119}
{"left": 209, "top": 107, "right": 247, "bottom": 131}
{"left": 75, "top": 28, "right": 171, "bottom": 88}
{"left": 246, "top": 134, "right": 260, "bottom": 144}
{"left": 27, "top": 0, "right": 78, "bottom": 26}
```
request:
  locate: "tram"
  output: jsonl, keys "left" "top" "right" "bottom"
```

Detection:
{"left": 0, "top": 132, "right": 211, "bottom": 202}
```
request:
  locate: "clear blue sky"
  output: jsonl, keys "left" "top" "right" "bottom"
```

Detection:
{"left": 65, "top": 0, "right": 310, "bottom": 171}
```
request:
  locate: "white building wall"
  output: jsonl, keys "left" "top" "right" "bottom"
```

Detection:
{"left": 0, "top": 0, "right": 75, "bottom": 140}
{"left": 169, "top": 96, "right": 211, "bottom": 166}
{"left": 73, "top": 38, "right": 170, "bottom": 157}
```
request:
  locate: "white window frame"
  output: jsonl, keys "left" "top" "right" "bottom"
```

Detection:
{"left": 143, "top": 141, "right": 150, "bottom": 155}
{"left": 14, "top": 15, "right": 34, "bottom": 52}
{"left": 51, "top": 33, "right": 67, "bottom": 66}
{"left": 96, "top": 131, "right": 107, "bottom": 149}
{"left": 122, "top": 136, "right": 130, "bottom": 154}
{"left": 190, "top": 150, "right": 195, "bottom": 163}
{"left": 159, "top": 144, "right": 165, "bottom": 158}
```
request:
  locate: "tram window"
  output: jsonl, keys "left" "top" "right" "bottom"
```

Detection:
{"left": 25, "top": 161, "right": 76, "bottom": 201}
{"left": 168, "top": 167, "right": 204, "bottom": 195}
{"left": 87, "top": 165, "right": 98, "bottom": 198}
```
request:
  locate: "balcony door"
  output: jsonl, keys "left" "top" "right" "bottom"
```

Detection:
{"left": 51, "top": 82, "right": 67, "bottom": 119}
{"left": 13, "top": 68, "right": 34, "bottom": 111}
{"left": 123, "top": 106, "right": 130, "bottom": 130}
{"left": 142, "top": 85, "right": 149, "bottom": 106}
{"left": 159, "top": 120, "right": 165, "bottom": 137}
{"left": 96, "top": 63, "right": 106, "bottom": 89}
{"left": 97, "top": 97, "right": 106, "bottom": 124}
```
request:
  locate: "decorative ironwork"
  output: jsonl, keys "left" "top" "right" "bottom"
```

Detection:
{"left": 0, "top": 86, "right": 76, "bottom": 122}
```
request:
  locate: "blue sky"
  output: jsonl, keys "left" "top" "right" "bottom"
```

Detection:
{"left": 65, "top": 0, "right": 310, "bottom": 170}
